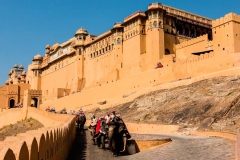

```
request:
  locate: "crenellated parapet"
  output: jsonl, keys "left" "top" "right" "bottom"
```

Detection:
{"left": 212, "top": 12, "right": 240, "bottom": 28}
{"left": 176, "top": 34, "right": 209, "bottom": 49}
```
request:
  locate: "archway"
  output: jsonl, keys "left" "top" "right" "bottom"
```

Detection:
{"left": 31, "top": 98, "right": 38, "bottom": 108}
{"left": 165, "top": 49, "right": 170, "bottom": 55}
{"left": 9, "top": 99, "right": 15, "bottom": 108}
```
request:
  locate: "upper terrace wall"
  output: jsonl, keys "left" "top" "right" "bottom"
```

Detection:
{"left": 176, "top": 34, "right": 210, "bottom": 60}
{"left": 0, "top": 107, "right": 75, "bottom": 160}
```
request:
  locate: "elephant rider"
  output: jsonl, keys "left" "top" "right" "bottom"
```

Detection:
{"left": 76, "top": 110, "right": 86, "bottom": 130}
{"left": 107, "top": 111, "right": 120, "bottom": 157}
{"left": 88, "top": 115, "right": 97, "bottom": 145}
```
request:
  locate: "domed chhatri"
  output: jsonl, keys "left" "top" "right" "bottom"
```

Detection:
{"left": 14, "top": 64, "right": 19, "bottom": 68}
{"left": 8, "top": 69, "right": 13, "bottom": 75}
{"left": 33, "top": 54, "right": 43, "bottom": 61}
{"left": 5, "top": 80, "right": 9, "bottom": 85}
{"left": 19, "top": 65, "right": 24, "bottom": 69}
{"left": 75, "top": 27, "right": 88, "bottom": 36}
{"left": 45, "top": 44, "right": 51, "bottom": 49}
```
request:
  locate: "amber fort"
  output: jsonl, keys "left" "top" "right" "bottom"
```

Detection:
{"left": 0, "top": 2, "right": 240, "bottom": 159}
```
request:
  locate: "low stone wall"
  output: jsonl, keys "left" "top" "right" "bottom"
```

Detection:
{"left": 0, "top": 108, "right": 76, "bottom": 160}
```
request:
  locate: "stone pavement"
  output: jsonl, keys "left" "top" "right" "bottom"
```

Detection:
{"left": 67, "top": 130, "right": 235, "bottom": 160}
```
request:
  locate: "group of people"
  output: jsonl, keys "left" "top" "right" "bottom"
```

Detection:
{"left": 88, "top": 111, "right": 131, "bottom": 157}
{"left": 45, "top": 106, "right": 74, "bottom": 114}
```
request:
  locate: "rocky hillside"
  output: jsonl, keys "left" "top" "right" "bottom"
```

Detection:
{"left": 88, "top": 75, "right": 240, "bottom": 134}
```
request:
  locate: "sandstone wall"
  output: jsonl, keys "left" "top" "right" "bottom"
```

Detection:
{"left": 0, "top": 108, "right": 75, "bottom": 160}
{"left": 39, "top": 51, "right": 240, "bottom": 112}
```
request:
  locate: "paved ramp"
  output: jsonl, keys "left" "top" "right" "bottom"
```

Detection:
{"left": 67, "top": 130, "right": 235, "bottom": 160}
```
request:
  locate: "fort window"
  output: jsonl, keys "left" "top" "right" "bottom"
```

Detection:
{"left": 90, "top": 54, "right": 92, "bottom": 58}
{"left": 153, "top": 21, "right": 157, "bottom": 27}
{"left": 165, "top": 49, "right": 170, "bottom": 55}
{"left": 149, "top": 22, "right": 152, "bottom": 28}
{"left": 223, "top": 48, "right": 225, "bottom": 50}
{"left": 218, "top": 44, "right": 220, "bottom": 47}
{"left": 117, "top": 38, "right": 121, "bottom": 44}
{"left": 166, "top": 19, "right": 169, "bottom": 25}
{"left": 153, "top": 11, "right": 157, "bottom": 18}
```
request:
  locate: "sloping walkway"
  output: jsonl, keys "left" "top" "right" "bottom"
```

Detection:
{"left": 67, "top": 130, "right": 235, "bottom": 160}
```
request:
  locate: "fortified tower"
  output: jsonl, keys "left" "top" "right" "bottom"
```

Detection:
{"left": 212, "top": 13, "right": 240, "bottom": 54}
{"left": 30, "top": 54, "right": 42, "bottom": 90}
{"left": 72, "top": 28, "right": 88, "bottom": 91}
{"left": 145, "top": 3, "right": 165, "bottom": 70}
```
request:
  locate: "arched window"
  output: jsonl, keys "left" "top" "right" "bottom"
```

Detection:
{"left": 149, "top": 22, "right": 152, "bottom": 28}
{"left": 153, "top": 21, "right": 157, "bottom": 27}
{"left": 165, "top": 49, "right": 170, "bottom": 55}
{"left": 185, "top": 28, "right": 189, "bottom": 36}
{"left": 117, "top": 38, "right": 121, "bottom": 44}
{"left": 159, "top": 22, "right": 162, "bottom": 28}
{"left": 133, "top": 30, "right": 135, "bottom": 35}
{"left": 136, "top": 29, "right": 138, "bottom": 34}
{"left": 131, "top": 31, "right": 132, "bottom": 36}
{"left": 153, "top": 11, "right": 157, "bottom": 18}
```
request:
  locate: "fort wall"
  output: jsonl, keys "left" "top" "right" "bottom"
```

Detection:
{"left": 0, "top": 107, "right": 75, "bottom": 160}
{"left": 38, "top": 51, "right": 240, "bottom": 112}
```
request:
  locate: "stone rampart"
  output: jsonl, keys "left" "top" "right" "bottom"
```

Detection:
{"left": 212, "top": 12, "right": 240, "bottom": 28}
{"left": 0, "top": 108, "right": 75, "bottom": 160}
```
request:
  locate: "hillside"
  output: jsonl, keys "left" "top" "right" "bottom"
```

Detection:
{"left": 88, "top": 75, "right": 240, "bottom": 134}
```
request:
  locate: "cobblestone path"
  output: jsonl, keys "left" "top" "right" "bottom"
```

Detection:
{"left": 67, "top": 130, "right": 235, "bottom": 160}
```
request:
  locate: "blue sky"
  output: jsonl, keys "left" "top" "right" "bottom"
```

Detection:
{"left": 0, "top": 0, "right": 239, "bottom": 84}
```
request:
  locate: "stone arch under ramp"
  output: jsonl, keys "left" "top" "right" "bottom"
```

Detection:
{"left": 0, "top": 148, "right": 16, "bottom": 160}
{"left": 37, "top": 134, "right": 46, "bottom": 160}
{"left": 29, "top": 137, "right": 38, "bottom": 160}
{"left": 18, "top": 141, "right": 29, "bottom": 160}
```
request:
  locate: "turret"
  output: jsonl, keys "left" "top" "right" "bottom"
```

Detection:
{"left": 75, "top": 27, "right": 88, "bottom": 41}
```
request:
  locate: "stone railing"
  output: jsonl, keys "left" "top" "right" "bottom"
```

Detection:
{"left": 0, "top": 107, "right": 75, "bottom": 160}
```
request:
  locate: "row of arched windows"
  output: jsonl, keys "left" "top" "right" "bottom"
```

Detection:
{"left": 90, "top": 36, "right": 112, "bottom": 51}
{"left": 90, "top": 44, "right": 114, "bottom": 59}
{"left": 149, "top": 21, "right": 163, "bottom": 29}
{"left": 125, "top": 29, "right": 139, "bottom": 39}
{"left": 125, "top": 19, "right": 138, "bottom": 31}
{"left": 148, "top": 11, "right": 162, "bottom": 19}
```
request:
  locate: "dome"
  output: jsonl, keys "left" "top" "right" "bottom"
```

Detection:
{"left": 33, "top": 54, "right": 43, "bottom": 61}
{"left": 19, "top": 65, "right": 24, "bottom": 69}
{"left": 45, "top": 44, "right": 51, "bottom": 49}
{"left": 75, "top": 27, "right": 88, "bottom": 36}
{"left": 8, "top": 69, "right": 13, "bottom": 75}
{"left": 9, "top": 79, "right": 13, "bottom": 83}
{"left": 21, "top": 71, "right": 27, "bottom": 76}
{"left": 14, "top": 64, "right": 19, "bottom": 68}
{"left": 17, "top": 75, "right": 21, "bottom": 79}
{"left": 5, "top": 80, "right": 9, "bottom": 85}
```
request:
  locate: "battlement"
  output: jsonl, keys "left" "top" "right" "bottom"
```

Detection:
{"left": 176, "top": 34, "right": 208, "bottom": 49}
{"left": 212, "top": 12, "right": 240, "bottom": 28}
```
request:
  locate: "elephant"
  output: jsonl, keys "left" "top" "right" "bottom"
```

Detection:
{"left": 108, "top": 117, "right": 131, "bottom": 156}
{"left": 76, "top": 114, "right": 86, "bottom": 132}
